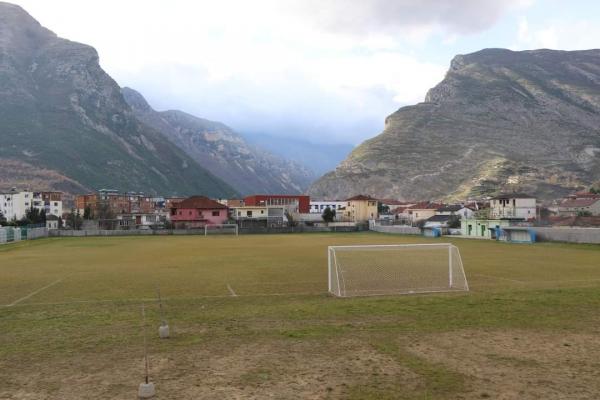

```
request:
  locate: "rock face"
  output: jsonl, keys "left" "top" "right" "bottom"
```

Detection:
{"left": 122, "top": 88, "right": 315, "bottom": 195}
{"left": 310, "top": 48, "right": 600, "bottom": 201}
{"left": 0, "top": 2, "right": 236, "bottom": 196}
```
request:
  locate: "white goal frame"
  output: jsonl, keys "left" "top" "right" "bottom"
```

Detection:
{"left": 204, "top": 224, "right": 239, "bottom": 236}
{"left": 328, "top": 243, "right": 468, "bottom": 297}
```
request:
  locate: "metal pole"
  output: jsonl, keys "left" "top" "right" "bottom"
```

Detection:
{"left": 141, "top": 304, "right": 149, "bottom": 384}
{"left": 448, "top": 245, "right": 453, "bottom": 288}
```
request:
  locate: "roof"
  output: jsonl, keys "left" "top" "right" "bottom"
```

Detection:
{"left": 378, "top": 199, "right": 413, "bottom": 206}
{"left": 560, "top": 198, "right": 600, "bottom": 208}
{"left": 174, "top": 196, "right": 227, "bottom": 210}
{"left": 490, "top": 192, "right": 534, "bottom": 200}
{"left": 346, "top": 195, "right": 377, "bottom": 201}
{"left": 437, "top": 205, "right": 463, "bottom": 212}
{"left": 426, "top": 215, "right": 452, "bottom": 222}
{"left": 408, "top": 202, "right": 444, "bottom": 210}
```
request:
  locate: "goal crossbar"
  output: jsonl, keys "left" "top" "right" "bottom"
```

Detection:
{"left": 204, "top": 224, "right": 239, "bottom": 236}
{"left": 328, "top": 243, "right": 468, "bottom": 297}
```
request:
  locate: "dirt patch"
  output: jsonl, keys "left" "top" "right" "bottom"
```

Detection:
{"left": 408, "top": 330, "right": 600, "bottom": 399}
{"left": 0, "top": 338, "right": 419, "bottom": 399}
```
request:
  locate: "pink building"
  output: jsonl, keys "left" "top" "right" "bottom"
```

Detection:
{"left": 170, "top": 196, "right": 229, "bottom": 229}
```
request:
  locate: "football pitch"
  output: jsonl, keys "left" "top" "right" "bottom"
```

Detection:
{"left": 1, "top": 232, "right": 600, "bottom": 399}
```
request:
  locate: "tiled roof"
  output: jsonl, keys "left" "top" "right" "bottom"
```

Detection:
{"left": 175, "top": 196, "right": 227, "bottom": 209}
{"left": 437, "top": 205, "right": 463, "bottom": 212}
{"left": 408, "top": 202, "right": 444, "bottom": 210}
{"left": 560, "top": 198, "right": 600, "bottom": 208}
{"left": 490, "top": 192, "right": 534, "bottom": 200}
{"left": 346, "top": 195, "right": 377, "bottom": 201}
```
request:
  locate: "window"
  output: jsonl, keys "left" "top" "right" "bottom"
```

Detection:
{"left": 212, "top": 211, "right": 219, "bottom": 216}
{"left": 238, "top": 211, "right": 241, "bottom": 216}
{"left": 247, "top": 211, "right": 252, "bottom": 217}
{"left": 178, "top": 211, "right": 182, "bottom": 215}
{"left": 261, "top": 210, "right": 264, "bottom": 214}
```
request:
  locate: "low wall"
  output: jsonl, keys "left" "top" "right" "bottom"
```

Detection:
{"left": 532, "top": 227, "right": 600, "bottom": 244}
{"left": 370, "top": 225, "right": 421, "bottom": 235}
{"left": 48, "top": 225, "right": 363, "bottom": 237}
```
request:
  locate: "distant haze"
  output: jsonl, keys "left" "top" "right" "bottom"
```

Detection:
{"left": 12, "top": 0, "right": 600, "bottom": 146}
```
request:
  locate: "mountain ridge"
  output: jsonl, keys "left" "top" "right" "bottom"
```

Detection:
{"left": 122, "top": 87, "right": 315, "bottom": 195}
{"left": 310, "top": 48, "right": 600, "bottom": 201}
{"left": 0, "top": 2, "right": 242, "bottom": 197}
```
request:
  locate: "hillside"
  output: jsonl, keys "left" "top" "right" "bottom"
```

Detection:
{"left": 310, "top": 48, "right": 600, "bottom": 201}
{"left": 0, "top": 2, "right": 236, "bottom": 197}
{"left": 122, "top": 88, "right": 315, "bottom": 195}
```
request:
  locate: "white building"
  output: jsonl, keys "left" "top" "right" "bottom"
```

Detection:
{"left": 309, "top": 201, "right": 346, "bottom": 214}
{"left": 489, "top": 193, "right": 536, "bottom": 220}
{"left": 0, "top": 189, "right": 63, "bottom": 221}
{"left": 436, "top": 205, "right": 474, "bottom": 219}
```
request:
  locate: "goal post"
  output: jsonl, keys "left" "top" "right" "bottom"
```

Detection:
{"left": 328, "top": 243, "right": 468, "bottom": 297}
{"left": 204, "top": 224, "right": 239, "bottom": 236}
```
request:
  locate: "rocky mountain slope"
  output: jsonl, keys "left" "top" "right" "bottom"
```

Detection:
{"left": 310, "top": 48, "right": 600, "bottom": 201}
{"left": 0, "top": 2, "right": 236, "bottom": 196}
{"left": 122, "top": 88, "right": 315, "bottom": 195}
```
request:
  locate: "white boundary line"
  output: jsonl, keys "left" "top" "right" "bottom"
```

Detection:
{"left": 3, "top": 291, "right": 327, "bottom": 308}
{"left": 473, "top": 274, "right": 525, "bottom": 284}
{"left": 4, "top": 278, "right": 64, "bottom": 307}
{"left": 226, "top": 284, "right": 238, "bottom": 297}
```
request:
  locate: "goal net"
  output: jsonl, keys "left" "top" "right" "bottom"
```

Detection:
{"left": 204, "top": 224, "right": 238, "bottom": 236}
{"left": 328, "top": 243, "right": 468, "bottom": 297}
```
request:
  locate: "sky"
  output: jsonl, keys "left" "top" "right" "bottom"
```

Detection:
{"left": 11, "top": 0, "right": 600, "bottom": 146}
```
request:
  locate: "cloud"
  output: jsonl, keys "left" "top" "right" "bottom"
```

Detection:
{"left": 290, "top": 0, "right": 533, "bottom": 38}
{"left": 12, "top": 0, "right": 526, "bottom": 145}
{"left": 514, "top": 16, "right": 600, "bottom": 50}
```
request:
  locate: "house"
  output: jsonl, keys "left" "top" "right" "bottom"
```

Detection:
{"left": 461, "top": 218, "right": 515, "bottom": 239}
{"left": 407, "top": 202, "right": 443, "bottom": 223}
{"left": 423, "top": 214, "right": 453, "bottom": 237}
{"left": 45, "top": 214, "right": 60, "bottom": 230}
{"left": 436, "top": 205, "right": 474, "bottom": 219}
{"left": 424, "top": 214, "right": 452, "bottom": 228}
{"left": 309, "top": 200, "right": 346, "bottom": 215}
{"left": 116, "top": 213, "right": 165, "bottom": 229}
{"left": 558, "top": 192, "right": 600, "bottom": 216}
{"left": 378, "top": 199, "right": 415, "bottom": 212}
{"left": 244, "top": 195, "right": 310, "bottom": 214}
{"left": 489, "top": 193, "right": 536, "bottom": 220}
{"left": 344, "top": 195, "right": 378, "bottom": 222}
{"left": 169, "top": 196, "right": 229, "bottom": 229}
{"left": 0, "top": 189, "right": 63, "bottom": 221}
{"left": 230, "top": 206, "right": 286, "bottom": 227}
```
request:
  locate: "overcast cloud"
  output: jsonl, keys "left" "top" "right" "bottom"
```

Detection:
{"left": 10, "top": 0, "right": 555, "bottom": 145}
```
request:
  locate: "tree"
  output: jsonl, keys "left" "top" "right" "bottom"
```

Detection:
{"left": 577, "top": 210, "right": 592, "bottom": 217}
{"left": 65, "top": 208, "right": 83, "bottom": 230}
{"left": 322, "top": 207, "right": 335, "bottom": 224}
{"left": 0, "top": 210, "right": 6, "bottom": 226}
{"left": 83, "top": 205, "right": 93, "bottom": 220}
{"left": 95, "top": 201, "right": 114, "bottom": 220}
{"left": 378, "top": 203, "right": 390, "bottom": 215}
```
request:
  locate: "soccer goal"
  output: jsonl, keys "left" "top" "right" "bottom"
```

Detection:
{"left": 204, "top": 224, "right": 239, "bottom": 236}
{"left": 328, "top": 243, "right": 468, "bottom": 297}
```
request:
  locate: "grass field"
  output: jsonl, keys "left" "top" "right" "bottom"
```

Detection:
{"left": 1, "top": 232, "right": 600, "bottom": 399}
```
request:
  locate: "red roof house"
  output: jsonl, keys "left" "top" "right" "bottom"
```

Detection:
{"left": 170, "top": 196, "right": 229, "bottom": 228}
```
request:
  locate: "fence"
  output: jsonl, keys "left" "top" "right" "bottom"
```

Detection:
{"left": 0, "top": 226, "right": 49, "bottom": 244}
{"left": 369, "top": 224, "right": 421, "bottom": 235}
{"left": 48, "top": 225, "right": 366, "bottom": 237}
{"left": 531, "top": 227, "right": 600, "bottom": 244}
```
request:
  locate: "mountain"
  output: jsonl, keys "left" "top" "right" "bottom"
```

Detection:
{"left": 0, "top": 2, "right": 237, "bottom": 197}
{"left": 122, "top": 87, "right": 316, "bottom": 195}
{"left": 310, "top": 48, "right": 600, "bottom": 201}
{"left": 245, "top": 133, "right": 354, "bottom": 176}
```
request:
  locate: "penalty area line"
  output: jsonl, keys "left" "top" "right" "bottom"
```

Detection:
{"left": 3, "top": 278, "right": 64, "bottom": 307}
{"left": 227, "top": 283, "right": 238, "bottom": 297}
{"left": 473, "top": 274, "right": 525, "bottom": 284}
